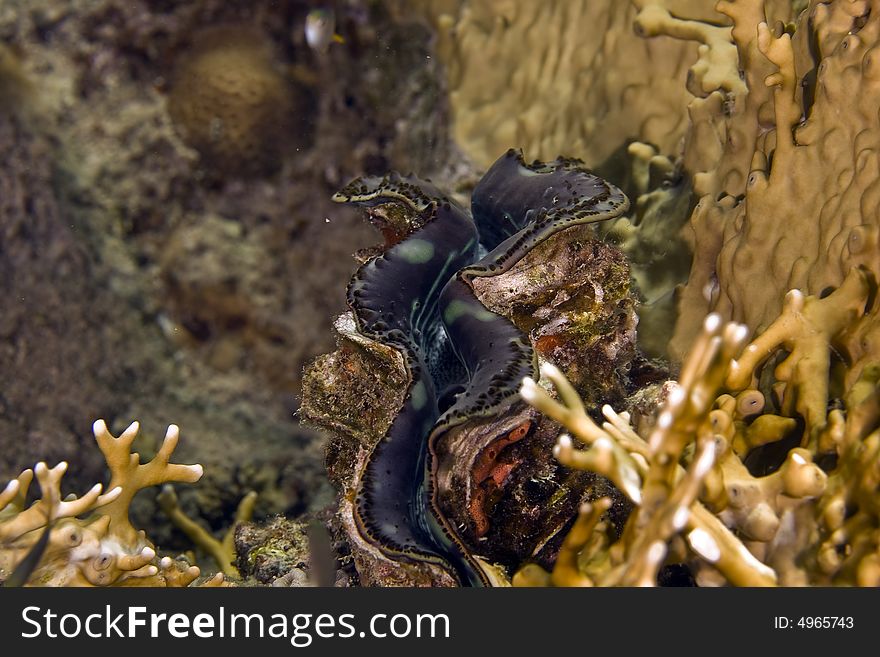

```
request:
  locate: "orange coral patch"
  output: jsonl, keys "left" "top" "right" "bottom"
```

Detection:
{"left": 468, "top": 420, "right": 531, "bottom": 537}
{"left": 535, "top": 334, "right": 564, "bottom": 354}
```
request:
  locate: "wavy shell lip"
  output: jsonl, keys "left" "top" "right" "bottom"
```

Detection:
{"left": 311, "top": 149, "right": 630, "bottom": 586}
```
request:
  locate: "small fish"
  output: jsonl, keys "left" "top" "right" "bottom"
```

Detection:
{"left": 305, "top": 8, "right": 345, "bottom": 54}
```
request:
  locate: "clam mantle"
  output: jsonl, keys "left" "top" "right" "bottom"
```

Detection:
{"left": 303, "top": 149, "right": 629, "bottom": 585}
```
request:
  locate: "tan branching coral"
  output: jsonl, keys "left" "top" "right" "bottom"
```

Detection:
{"left": 0, "top": 420, "right": 213, "bottom": 587}
{"left": 519, "top": 276, "right": 880, "bottom": 586}
{"left": 725, "top": 268, "right": 872, "bottom": 440}
{"left": 157, "top": 485, "right": 257, "bottom": 577}
{"left": 167, "top": 24, "right": 296, "bottom": 176}
{"left": 622, "top": 11, "right": 880, "bottom": 579}
{"left": 626, "top": 10, "right": 880, "bottom": 586}
{"left": 634, "top": 2, "right": 747, "bottom": 98}
{"left": 520, "top": 315, "right": 779, "bottom": 586}
{"left": 93, "top": 420, "right": 204, "bottom": 546}
{"left": 633, "top": 0, "right": 797, "bottom": 200}
{"left": 765, "top": 364, "right": 880, "bottom": 585}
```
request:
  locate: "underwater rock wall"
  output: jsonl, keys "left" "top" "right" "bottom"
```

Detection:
{"left": 0, "top": 0, "right": 458, "bottom": 560}
{"left": 0, "top": 106, "right": 121, "bottom": 485}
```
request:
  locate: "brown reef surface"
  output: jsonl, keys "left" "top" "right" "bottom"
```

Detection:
{"left": 0, "top": 0, "right": 459, "bottom": 561}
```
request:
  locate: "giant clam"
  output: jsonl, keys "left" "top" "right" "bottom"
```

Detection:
{"left": 306, "top": 149, "right": 631, "bottom": 585}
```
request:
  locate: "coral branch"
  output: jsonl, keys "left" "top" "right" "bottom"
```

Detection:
{"left": 1, "top": 420, "right": 207, "bottom": 587}
{"left": 94, "top": 420, "right": 204, "bottom": 545}
{"left": 550, "top": 499, "right": 613, "bottom": 588}
{"left": 633, "top": 3, "right": 746, "bottom": 96}
{"left": 726, "top": 269, "right": 871, "bottom": 441}
{"left": 157, "top": 485, "right": 256, "bottom": 577}
{"left": 0, "top": 463, "right": 119, "bottom": 544}
{"left": 756, "top": 21, "right": 799, "bottom": 171}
